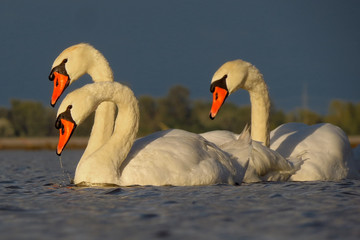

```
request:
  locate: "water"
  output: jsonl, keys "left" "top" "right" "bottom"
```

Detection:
{"left": 0, "top": 150, "right": 359, "bottom": 240}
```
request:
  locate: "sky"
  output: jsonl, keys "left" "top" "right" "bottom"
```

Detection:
{"left": 0, "top": 0, "right": 359, "bottom": 114}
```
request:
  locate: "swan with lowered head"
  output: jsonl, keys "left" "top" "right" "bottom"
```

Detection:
{"left": 202, "top": 60, "right": 303, "bottom": 182}
{"left": 55, "top": 81, "right": 250, "bottom": 186}
{"left": 207, "top": 59, "right": 360, "bottom": 181}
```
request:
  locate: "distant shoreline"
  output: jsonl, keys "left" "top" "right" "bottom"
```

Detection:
{"left": 349, "top": 136, "right": 360, "bottom": 148}
{"left": 0, "top": 137, "right": 88, "bottom": 150}
{"left": 0, "top": 136, "right": 359, "bottom": 150}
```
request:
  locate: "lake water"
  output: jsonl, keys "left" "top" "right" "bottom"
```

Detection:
{"left": 0, "top": 150, "right": 359, "bottom": 240}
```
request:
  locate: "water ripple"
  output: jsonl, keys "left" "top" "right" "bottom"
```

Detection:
{"left": 0, "top": 150, "right": 359, "bottom": 240}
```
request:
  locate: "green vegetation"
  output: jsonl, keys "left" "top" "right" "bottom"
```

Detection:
{"left": 0, "top": 85, "right": 359, "bottom": 138}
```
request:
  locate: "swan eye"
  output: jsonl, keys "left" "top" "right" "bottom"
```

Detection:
{"left": 63, "top": 59, "right": 68, "bottom": 63}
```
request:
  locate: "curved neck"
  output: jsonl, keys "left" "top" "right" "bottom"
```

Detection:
{"left": 97, "top": 95, "right": 139, "bottom": 170}
{"left": 86, "top": 48, "right": 114, "bottom": 83}
{"left": 81, "top": 102, "right": 116, "bottom": 160}
{"left": 75, "top": 83, "right": 139, "bottom": 185}
{"left": 243, "top": 68, "right": 270, "bottom": 147}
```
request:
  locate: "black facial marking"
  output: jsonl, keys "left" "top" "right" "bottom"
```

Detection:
{"left": 49, "top": 59, "right": 70, "bottom": 81}
{"left": 55, "top": 105, "right": 76, "bottom": 130}
{"left": 210, "top": 74, "right": 228, "bottom": 93}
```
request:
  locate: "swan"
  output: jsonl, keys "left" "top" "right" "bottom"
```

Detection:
{"left": 48, "top": 43, "right": 116, "bottom": 161}
{"left": 207, "top": 59, "right": 360, "bottom": 181}
{"left": 55, "top": 81, "right": 250, "bottom": 186}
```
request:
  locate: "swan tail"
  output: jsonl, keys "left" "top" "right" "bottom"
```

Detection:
{"left": 250, "top": 142, "right": 303, "bottom": 182}
{"left": 237, "top": 124, "right": 251, "bottom": 144}
{"left": 287, "top": 154, "right": 305, "bottom": 173}
{"left": 220, "top": 124, "right": 251, "bottom": 152}
{"left": 261, "top": 155, "right": 303, "bottom": 182}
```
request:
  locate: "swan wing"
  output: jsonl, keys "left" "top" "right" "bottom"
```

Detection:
{"left": 120, "top": 129, "right": 246, "bottom": 186}
{"left": 200, "top": 130, "right": 239, "bottom": 146}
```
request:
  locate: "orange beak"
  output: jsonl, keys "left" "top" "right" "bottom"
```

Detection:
{"left": 56, "top": 118, "right": 76, "bottom": 156}
{"left": 209, "top": 87, "right": 228, "bottom": 119}
{"left": 55, "top": 106, "right": 76, "bottom": 155}
{"left": 51, "top": 72, "right": 70, "bottom": 107}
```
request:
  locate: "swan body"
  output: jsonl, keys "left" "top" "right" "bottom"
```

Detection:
{"left": 121, "top": 129, "right": 247, "bottom": 186}
{"left": 271, "top": 122, "right": 359, "bottom": 180}
{"left": 208, "top": 59, "right": 360, "bottom": 181}
{"left": 56, "top": 82, "right": 249, "bottom": 186}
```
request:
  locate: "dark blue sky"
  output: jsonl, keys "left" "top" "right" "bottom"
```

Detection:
{"left": 1, "top": 0, "right": 359, "bottom": 114}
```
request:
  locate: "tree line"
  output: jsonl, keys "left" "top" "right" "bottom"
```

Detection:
{"left": 0, "top": 85, "right": 359, "bottom": 138}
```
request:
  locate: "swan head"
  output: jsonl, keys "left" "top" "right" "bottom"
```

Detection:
{"left": 55, "top": 85, "right": 97, "bottom": 155}
{"left": 48, "top": 43, "right": 96, "bottom": 107}
{"left": 209, "top": 59, "right": 252, "bottom": 119}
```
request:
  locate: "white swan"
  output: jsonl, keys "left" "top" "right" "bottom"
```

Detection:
{"left": 201, "top": 59, "right": 303, "bottom": 182}
{"left": 55, "top": 81, "right": 250, "bottom": 186}
{"left": 207, "top": 59, "right": 360, "bottom": 181}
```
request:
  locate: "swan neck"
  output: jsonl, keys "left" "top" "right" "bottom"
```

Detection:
{"left": 81, "top": 102, "right": 116, "bottom": 160}
{"left": 246, "top": 73, "right": 270, "bottom": 147}
{"left": 87, "top": 49, "right": 114, "bottom": 82}
{"left": 97, "top": 85, "right": 139, "bottom": 168}
{"left": 74, "top": 83, "right": 139, "bottom": 185}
